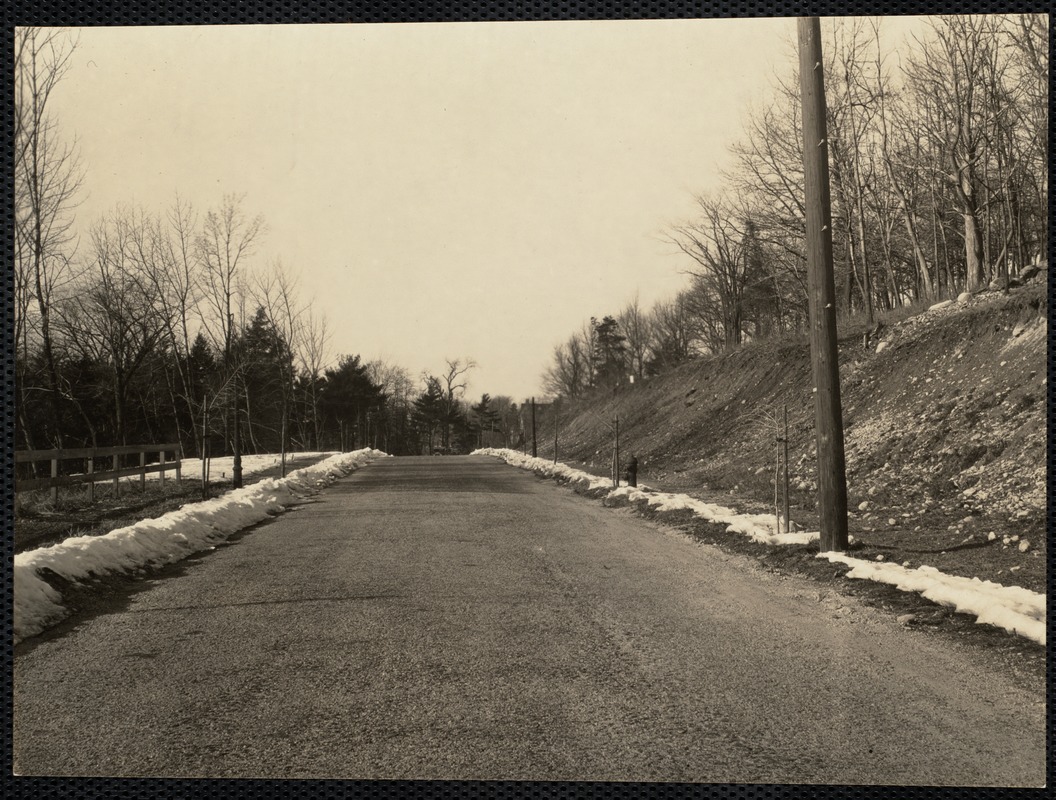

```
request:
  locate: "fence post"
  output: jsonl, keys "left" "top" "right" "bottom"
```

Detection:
{"left": 139, "top": 450, "right": 146, "bottom": 489}
{"left": 113, "top": 454, "right": 120, "bottom": 497}
{"left": 175, "top": 446, "right": 182, "bottom": 487}
{"left": 159, "top": 449, "right": 166, "bottom": 487}
{"left": 50, "top": 458, "right": 58, "bottom": 505}
{"left": 88, "top": 456, "right": 95, "bottom": 502}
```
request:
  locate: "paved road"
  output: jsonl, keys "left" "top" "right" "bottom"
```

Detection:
{"left": 13, "top": 456, "right": 1045, "bottom": 784}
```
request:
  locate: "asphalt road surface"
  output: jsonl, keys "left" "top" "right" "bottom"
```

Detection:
{"left": 13, "top": 455, "right": 1045, "bottom": 784}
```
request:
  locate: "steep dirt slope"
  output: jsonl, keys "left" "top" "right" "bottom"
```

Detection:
{"left": 538, "top": 282, "right": 1047, "bottom": 593}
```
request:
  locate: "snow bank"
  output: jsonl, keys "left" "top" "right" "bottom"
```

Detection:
{"left": 818, "top": 553, "right": 1046, "bottom": 645}
{"left": 14, "top": 449, "right": 387, "bottom": 645}
{"left": 478, "top": 448, "right": 1046, "bottom": 645}
{"left": 474, "top": 448, "right": 614, "bottom": 492}
{"left": 123, "top": 451, "right": 339, "bottom": 483}
{"left": 474, "top": 448, "right": 814, "bottom": 545}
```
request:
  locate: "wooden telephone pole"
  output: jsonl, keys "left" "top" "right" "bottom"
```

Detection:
{"left": 798, "top": 17, "right": 848, "bottom": 552}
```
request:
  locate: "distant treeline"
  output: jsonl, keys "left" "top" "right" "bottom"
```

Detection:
{"left": 14, "top": 28, "right": 525, "bottom": 458}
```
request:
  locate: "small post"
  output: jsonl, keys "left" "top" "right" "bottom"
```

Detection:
{"left": 613, "top": 415, "right": 620, "bottom": 488}
{"left": 113, "top": 453, "right": 120, "bottom": 497}
{"left": 202, "top": 402, "right": 210, "bottom": 499}
{"left": 50, "top": 458, "right": 58, "bottom": 505}
{"left": 774, "top": 422, "right": 781, "bottom": 535}
{"left": 159, "top": 449, "right": 167, "bottom": 487}
{"left": 782, "top": 404, "right": 791, "bottom": 533}
{"left": 553, "top": 401, "right": 559, "bottom": 465}
{"left": 140, "top": 450, "right": 146, "bottom": 490}
{"left": 530, "top": 397, "right": 537, "bottom": 458}
{"left": 175, "top": 446, "right": 182, "bottom": 487}
{"left": 87, "top": 456, "right": 95, "bottom": 502}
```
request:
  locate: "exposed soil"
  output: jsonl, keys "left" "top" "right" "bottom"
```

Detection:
{"left": 536, "top": 281, "right": 1047, "bottom": 598}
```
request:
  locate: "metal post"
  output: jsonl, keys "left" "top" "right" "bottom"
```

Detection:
{"left": 798, "top": 16, "right": 848, "bottom": 552}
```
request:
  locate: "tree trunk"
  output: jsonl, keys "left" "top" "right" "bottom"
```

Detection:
{"left": 963, "top": 209, "right": 986, "bottom": 292}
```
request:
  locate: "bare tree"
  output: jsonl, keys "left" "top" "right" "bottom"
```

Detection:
{"left": 297, "top": 309, "right": 331, "bottom": 449}
{"left": 618, "top": 293, "right": 653, "bottom": 381}
{"left": 253, "top": 261, "right": 305, "bottom": 472}
{"left": 197, "top": 194, "right": 265, "bottom": 487}
{"left": 14, "top": 27, "right": 83, "bottom": 447}
{"left": 669, "top": 194, "right": 753, "bottom": 350}
{"left": 439, "top": 358, "right": 476, "bottom": 449}
{"left": 541, "top": 332, "right": 588, "bottom": 400}
{"left": 58, "top": 207, "right": 170, "bottom": 445}
{"left": 646, "top": 292, "right": 695, "bottom": 370}
{"left": 905, "top": 16, "right": 1001, "bottom": 292}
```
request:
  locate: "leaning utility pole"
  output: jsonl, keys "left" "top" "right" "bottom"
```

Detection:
{"left": 798, "top": 16, "right": 848, "bottom": 552}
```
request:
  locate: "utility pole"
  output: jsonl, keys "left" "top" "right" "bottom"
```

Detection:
{"left": 530, "top": 397, "right": 538, "bottom": 457}
{"left": 798, "top": 16, "right": 848, "bottom": 552}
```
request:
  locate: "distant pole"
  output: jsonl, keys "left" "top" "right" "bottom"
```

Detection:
{"left": 553, "top": 400, "right": 559, "bottom": 465}
{"left": 530, "top": 397, "right": 537, "bottom": 458}
{"left": 202, "top": 402, "right": 209, "bottom": 499}
{"left": 799, "top": 16, "right": 848, "bottom": 552}
{"left": 612, "top": 415, "right": 620, "bottom": 488}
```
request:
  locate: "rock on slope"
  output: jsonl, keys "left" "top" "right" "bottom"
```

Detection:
{"left": 539, "top": 281, "right": 1046, "bottom": 592}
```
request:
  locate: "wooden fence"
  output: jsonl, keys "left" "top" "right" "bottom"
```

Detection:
{"left": 15, "top": 443, "right": 183, "bottom": 503}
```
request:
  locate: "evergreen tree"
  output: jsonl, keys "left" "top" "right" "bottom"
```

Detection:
{"left": 412, "top": 377, "right": 445, "bottom": 452}
{"left": 591, "top": 315, "right": 628, "bottom": 390}
{"left": 320, "top": 355, "right": 385, "bottom": 450}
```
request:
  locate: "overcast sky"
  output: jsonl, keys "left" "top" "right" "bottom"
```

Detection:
{"left": 48, "top": 17, "right": 920, "bottom": 401}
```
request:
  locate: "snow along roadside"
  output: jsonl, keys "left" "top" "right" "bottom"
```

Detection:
{"left": 475, "top": 448, "right": 1046, "bottom": 646}
{"left": 14, "top": 448, "right": 388, "bottom": 645}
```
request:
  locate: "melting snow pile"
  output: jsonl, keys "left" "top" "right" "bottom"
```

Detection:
{"left": 608, "top": 485, "right": 818, "bottom": 546}
{"left": 127, "top": 451, "right": 339, "bottom": 484}
{"left": 474, "top": 448, "right": 815, "bottom": 546}
{"left": 819, "top": 553, "right": 1046, "bottom": 645}
{"left": 477, "top": 448, "right": 1046, "bottom": 645}
{"left": 474, "top": 448, "right": 615, "bottom": 492}
{"left": 14, "top": 448, "right": 387, "bottom": 645}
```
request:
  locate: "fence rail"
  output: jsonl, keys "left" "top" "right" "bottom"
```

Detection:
{"left": 15, "top": 443, "right": 182, "bottom": 502}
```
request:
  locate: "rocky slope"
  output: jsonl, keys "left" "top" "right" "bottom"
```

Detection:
{"left": 537, "top": 279, "right": 1047, "bottom": 594}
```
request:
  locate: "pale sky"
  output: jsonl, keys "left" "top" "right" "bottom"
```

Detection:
{"left": 46, "top": 17, "right": 920, "bottom": 401}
